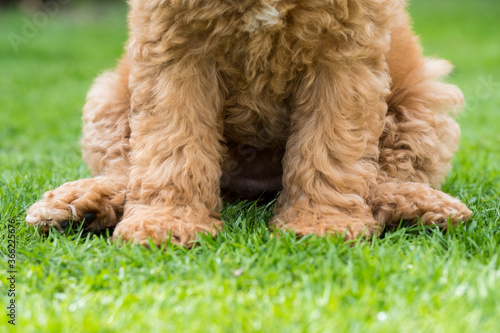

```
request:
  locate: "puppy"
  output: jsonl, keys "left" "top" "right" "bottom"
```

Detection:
{"left": 27, "top": 0, "right": 471, "bottom": 246}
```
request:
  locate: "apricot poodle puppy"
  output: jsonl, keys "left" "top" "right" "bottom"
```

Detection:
{"left": 26, "top": 0, "right": 472, "bottom": 246}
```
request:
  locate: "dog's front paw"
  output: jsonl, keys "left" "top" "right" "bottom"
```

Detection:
{"left": 271, "top": 203, "right": 380, "bottom": 240}
{"left": 26, "top": 178, "right": 126, "bottom": 233}
{"left": 113, "top": 204, "right": 222, "bottom": 247}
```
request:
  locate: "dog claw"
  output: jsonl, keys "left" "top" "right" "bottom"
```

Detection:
{"left": 83, "top": 212, "right": 98, "bottom": 226}
{"left": 59, "top": 221, "right": 70, "bottom": 230}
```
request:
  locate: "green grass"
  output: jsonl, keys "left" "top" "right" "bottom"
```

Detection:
{"left": 1, "top": 1, "right": 499, "bottom": 332}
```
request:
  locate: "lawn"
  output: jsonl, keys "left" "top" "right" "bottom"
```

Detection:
{"left": 1, "top": 0, "right": 499, "bottom": 332}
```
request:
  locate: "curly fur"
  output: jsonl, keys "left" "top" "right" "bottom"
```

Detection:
{"left": 26, "top": 0, "right": 471, "bottom": 246}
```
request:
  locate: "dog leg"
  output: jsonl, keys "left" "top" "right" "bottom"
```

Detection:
{"left": 371, "top": 7, "right": 471, "bottom": 227}
{"left": 272, "top": 57, "right": 391, "bottom": 239}
{"left": 113, "top": 52, "right": 225, "bottom": 247}
{"left": 26, "top": 60, "right": 131, "bottom": 232}
{"left": 381, "top": 6, "right": 464, "bottom": 189}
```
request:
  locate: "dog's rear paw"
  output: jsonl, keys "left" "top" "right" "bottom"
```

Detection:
{"left": 419, "top": 196, "right": 472, "bottom": 228}
{"left": 26, "top": 177, "right": 126, "bottom": 233}
{"left": 370, "top": 182, "right": 472, "bottom": 228}
{"left": 26, "top": 200, "right": 97, "bottom": 233}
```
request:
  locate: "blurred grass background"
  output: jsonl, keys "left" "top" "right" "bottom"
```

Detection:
{"left": 1, "top": 0, "right": 499, "bottom": 332}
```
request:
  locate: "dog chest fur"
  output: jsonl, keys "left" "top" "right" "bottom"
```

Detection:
{"left": 129, "top": 0, "right": 393, "bottom": 146}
